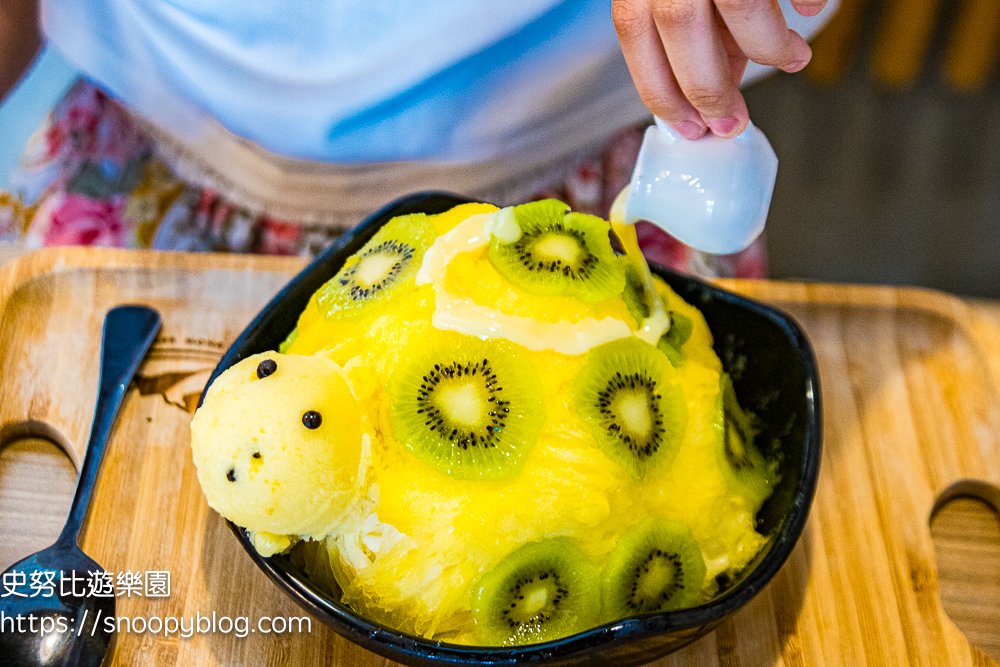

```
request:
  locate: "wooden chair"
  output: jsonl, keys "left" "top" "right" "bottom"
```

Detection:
{"left": 806, "top": 0, "right": 1000, "bottom": 91}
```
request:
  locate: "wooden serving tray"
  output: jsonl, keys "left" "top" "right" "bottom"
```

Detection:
{"left": 0, "top": 248, "right": 998, "bottom": 666}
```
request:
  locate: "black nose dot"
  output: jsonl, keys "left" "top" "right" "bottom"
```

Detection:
{"left": 256, "top": 359, "right": 278, "bottom": 379}
{"left": 302, "top": 410, "right": 322, "bottom": 429}
{"left": 226, "top": 467, "right": 236, "bottom": 482}
{"left": 252, "top": 451, "right": 262, "bottom": 460}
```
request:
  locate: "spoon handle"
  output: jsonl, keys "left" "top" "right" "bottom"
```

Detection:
{"left": 57, "top": 305, "right": 162, "bottom": 548}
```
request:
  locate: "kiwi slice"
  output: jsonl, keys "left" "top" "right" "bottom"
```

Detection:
{"left": 716, "top": 373, "right": 775, "bottom": 503}
{"left": 621, "top": 260, "right": 652, "bottom": 327}
{"left": 388, "top": 331, "right": 545, "bottom": 480}
{"left": 656, "top": 311, "right": 693, "bottom": 367}
{"left": 316, "top": 213, "right": 437, "bottom": 321}
{"left": 472, "top": 537, "right": 601, "bottom": 646}
{"left": 278, "top": 327, "right": 298, "bottom": 353}
{"left": 489, "top": 199, "right": 625, "bottom": 304}
{"left": 574, "top": 337, "right": 687, "bottom": 479}
{"left": 602, "top": 518, "right": 707, "bottom": 621}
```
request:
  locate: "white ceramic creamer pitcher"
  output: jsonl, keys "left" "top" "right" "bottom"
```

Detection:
{"left": 624, "top": 116, "right": 778, "bottom": 255}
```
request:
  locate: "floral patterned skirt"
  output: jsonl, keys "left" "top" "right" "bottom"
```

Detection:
{"left": 0, "top": 79, "right": 766, "bottom": 279}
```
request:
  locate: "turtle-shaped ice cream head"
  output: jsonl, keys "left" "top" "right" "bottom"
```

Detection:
{"left": 191, "top": 352, "right": 364, "bottom": 543}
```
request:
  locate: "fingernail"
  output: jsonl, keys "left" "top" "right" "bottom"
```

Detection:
{"left": 785, "top": 59, "right": 809, "bottom": 73}
{"left": 797, "top": 4, "right": 822, "bottom": 16}
{"left": 707, "top": 117, "right": 740, "bottom": 137}
{"left": 675, "top": 121, "right": 706, "bottom": 140}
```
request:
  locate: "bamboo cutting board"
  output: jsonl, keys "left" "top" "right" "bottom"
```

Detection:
{"left": 0, "top": 248, "right": 998, "bottom": 666}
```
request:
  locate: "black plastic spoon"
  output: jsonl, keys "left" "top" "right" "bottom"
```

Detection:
{"left": 0, "top": 305, "right": 161, "bottom": 667}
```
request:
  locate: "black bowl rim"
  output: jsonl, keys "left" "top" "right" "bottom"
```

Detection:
{"left": 202, "top": 191, "right": 822, "bottom": 665}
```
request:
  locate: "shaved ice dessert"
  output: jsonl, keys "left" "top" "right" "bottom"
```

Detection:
{"left": 190, "top": 200, "right": 780, "bottom": 646}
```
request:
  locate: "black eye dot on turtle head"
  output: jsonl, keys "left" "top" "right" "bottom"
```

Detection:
{"left": 226, "top": 467, "right": 236, "bottom": 482}
{"left": 256, "top": 358, "right": 278, "bottom": 379}
{"left": 302, "top": 410, "right": 322, "bottom": 429}
{"left": 252, "top": 451, "right": 262, "bottom": 460}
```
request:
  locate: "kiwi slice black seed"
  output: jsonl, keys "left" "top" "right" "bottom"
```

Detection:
{"left": 489, "top": 199, "right": 625, "bottom": 304}
{"left": 574, "top": 337, "right": 687, "bottom": 479}
{"left": 716, "top": 373, "right": 776, "bottom": 504}
{"left": 388, "top": 331, "right": 545, "bottom": 480}
{"left": 472, "top": 537, "right": 601, "bottom": 646}
{"left": 602, "top": 517, "right": 707, "bottom": 621}
{"left": 657, "top": 310, "right": 694, "bottom": 367}
{"left": 316, "top": 213, "right": 438, "bottom": 321}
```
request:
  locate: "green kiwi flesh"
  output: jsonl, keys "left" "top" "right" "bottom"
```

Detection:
{"left": 602, "top": 517, "right": 707, "bottom": 621}
{"left": 489, "top": 199, "right": 626, "bottom": 304}
{"left": 621, "top": 259, "right": 652, "bottom": 327}
{"left": 574, "top": 337, "right": 687, "bottom": 479}
{"left": 657, "top": 310, "right": 694, "bottom": 367}
{"left": 278, "top": 327, "right": 298, "bottom": 353}
{"left": 472, "top": 538, "right": 601, "bottom": 646}
{"left": 716, "top": 373, "right": 777, "bottom": 504}
{"left": 317, "top": 213, "right": 438, "bottom": 321}
{"left": 388, "top": 331, "right": 545, "bottom": 480}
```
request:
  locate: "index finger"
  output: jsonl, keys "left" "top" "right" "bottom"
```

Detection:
{"left": 653, "top": 0, "right": 749, "bottom": 136}
{"left": 613, "top": 0, "right": 709, "bottom": 139}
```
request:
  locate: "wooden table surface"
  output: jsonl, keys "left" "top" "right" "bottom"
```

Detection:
{"left": 0, "top": 248, "right": 998, "bottom": 666}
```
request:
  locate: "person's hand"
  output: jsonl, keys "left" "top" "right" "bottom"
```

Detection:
{"left": 613, "top": 0, "right": 827, "bottom": 139}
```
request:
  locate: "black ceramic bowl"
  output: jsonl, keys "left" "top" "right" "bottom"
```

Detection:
{"left": 201, "top": 192, "right": 821, "bottom": 667}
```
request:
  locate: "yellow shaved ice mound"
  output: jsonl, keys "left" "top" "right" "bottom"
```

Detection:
{"left": 191, "top": 201, "right": 779, "bottom": 644}
{"left": 443, "top": 247, "right": 635, "bottom": 325}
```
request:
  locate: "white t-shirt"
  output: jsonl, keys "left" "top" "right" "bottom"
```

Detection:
{"left": 40, "top": 0, "right": 836, "bottom": 221}
{"left": 43, "top": 0, "right": 837, "bottom": 162}
{"left": 43, "top": 0, "right": 645, "bottom": 162}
